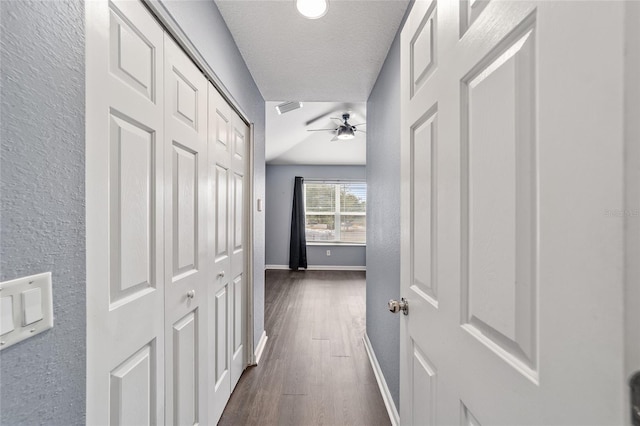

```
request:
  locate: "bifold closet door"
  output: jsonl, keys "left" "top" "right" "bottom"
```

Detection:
{"left": 86, "top": 0, "right": 165, "bottom": 424}
{"left": 207, "top": 85, "right": 248, "bottom": 423}
{"left": 88, "top": 2, "right": 248, "bottom": 424}
{"left": 163, "top": 35, "right": 209, "bottom": 426}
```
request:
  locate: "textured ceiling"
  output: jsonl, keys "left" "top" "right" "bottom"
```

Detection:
{"left": 215, "top": 0, "right": 410, "bottom": 101}
{"left": 265, "top": 101, "right": 366, "bottom": 164}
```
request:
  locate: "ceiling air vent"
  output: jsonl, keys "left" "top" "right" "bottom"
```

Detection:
{"left": 275, "top": 101, "right": 303, "bottom": 115}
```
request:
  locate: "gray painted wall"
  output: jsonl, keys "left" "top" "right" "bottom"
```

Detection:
{"left": 366, "top": 29, "right": 402, "bottom": 408}
{"left": 158, "top": 0, "right": 266, "bottom": 347}
{"left": 265, "top": 165, "right": 366, "bottom": 268}
{"left": 0, "top": 1, "right": 86, "bottom": 424}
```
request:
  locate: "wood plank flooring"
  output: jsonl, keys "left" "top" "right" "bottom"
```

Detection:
{"left": 218, "top": 270, "right": 391, "bottom": 426}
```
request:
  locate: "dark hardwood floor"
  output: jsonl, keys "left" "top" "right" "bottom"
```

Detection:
{"left": 218, "top": 270, "right": 391, "bottom": 426}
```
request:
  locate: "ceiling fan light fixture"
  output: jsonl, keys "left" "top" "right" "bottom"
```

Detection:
{"left": 337, "top": 126, "right": 355, "bottom": 140}
{"left": 296, "top": 0, "right": 328, "bottom": 19}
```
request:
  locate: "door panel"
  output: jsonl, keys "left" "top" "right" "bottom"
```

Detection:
{"left": 109, "top": 113, "right": 157, "bottom": 304}
{"left": 214, "top": 286, "right": 229, "bottom": 389}
{"left": 230, "top": 273, "right": 243, "bottom": 387}
{"left": 233, "top": 172, "right": 244, "bottom": 254}
{"left": 460, "top": 22, "right": 537, "bottom": 375}
{"left": 109, "top": 343, "right": 155, "bottom": 426}
{"left": 409, "top": 1, "right": 436, "bottom": 98}
{"left": 86, "top": 1, "right": 165, "bottom": 423}
{"left": 410, "top": 108, "right": 438, "bottom": 307}
{"left": 410, "top": 342, "right": 436, "bottom": 426}
{"left": 216, "top": 165, "right": 229, "bottom": 259}
{"left": 173, "top": 311, "right": 198, "bottom": 426}
{"left": 401, "top": 1, "right": 626, "bottom": 424}
{"left": 232, "top": 274, "right": 243, "bottom": 354}
{"left": 172, "top": 143, "right": 198, "bottom": 275}
{"left": 164, "top": 34, "right": 208, "bottom": 426}
{"left": 233, "top": 125, "right": 245, "bottom": 162}
{"left": 109, "top": 5, "right": 155, "bottom": 101}
{"left": 460, "top": 403, "right": 481, "bottom": 426}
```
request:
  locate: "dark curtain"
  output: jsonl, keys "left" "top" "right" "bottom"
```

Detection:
{"left": 289, "top": 176, "right": 307, "bottom": 270}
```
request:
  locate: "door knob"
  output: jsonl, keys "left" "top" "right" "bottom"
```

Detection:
{"left": 186, "top": 290, "right": 195, "bottom": 299}
{"left": 388, "top": 298, "right": 409, "bottom": 315}
{"left": 218, "top": 271, "right": 225, "bottom": 278}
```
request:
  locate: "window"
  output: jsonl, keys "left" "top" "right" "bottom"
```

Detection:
{"left": 304, "top": 181, "right": 366, "bottom": 244}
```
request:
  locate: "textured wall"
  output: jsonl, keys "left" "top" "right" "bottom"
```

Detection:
{"left": 159, "top": 0, "right": 267, "bottom": 347}
{"left": 366, "top": 30, "right": 402, "bottom": 408}
{"left": 265, "top": 165, "right": 366, "bottom": 268}
{"left": 0, "top": 1, "right": 86, "bottom": 424}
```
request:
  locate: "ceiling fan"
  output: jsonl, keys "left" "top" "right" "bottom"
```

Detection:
{"left": 307, "top": 112, "right": 366, "bottom": 141}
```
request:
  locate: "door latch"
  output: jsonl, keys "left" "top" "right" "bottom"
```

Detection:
{"left": 630, "top": 371, "right": 640, "bottom": 425}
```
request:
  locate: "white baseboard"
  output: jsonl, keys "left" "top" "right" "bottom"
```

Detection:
{"left": 363, "top": 333, "right": 399, "bottom": 426}
{"left": 265, "top": 264, "right": 366, "bottom": 271}
{"left": 254, "top": 330, "right": 268, "bottom": 365}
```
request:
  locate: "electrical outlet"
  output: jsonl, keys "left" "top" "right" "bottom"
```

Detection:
{"left": 326, "top": 250, "right": 331, "bottom": 256}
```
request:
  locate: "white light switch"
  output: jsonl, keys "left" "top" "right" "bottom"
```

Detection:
{"left": 1, "top": 297, "right": 15, "bottom": 336}
{"left": 0, "top": 272, "right": 53, "bottom": 350}
{"left": 22, "top": 288, "right": 43, "bottom": 325}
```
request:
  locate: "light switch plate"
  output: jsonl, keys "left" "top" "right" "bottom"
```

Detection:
{"left": 0, "top": 272, "right": 53, "bottom": 350}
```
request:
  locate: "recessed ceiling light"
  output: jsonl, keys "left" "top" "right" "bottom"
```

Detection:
{"left": 296, "top": 0, "right": 328, "bottom": 19}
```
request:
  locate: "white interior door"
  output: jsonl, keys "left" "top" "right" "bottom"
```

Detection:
{"left": 207, "top": 85, "right": 248, "bottom": 424}
{"left": 164, "top": 34, "right": 209, "bottom": 426}
{"left": 400, "top": 1, "right": 626, "bottom": 424}
{"left": 86, "top": 1, "right": 165, "bottom": 424}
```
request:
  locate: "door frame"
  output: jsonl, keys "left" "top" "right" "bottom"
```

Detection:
{"left": 137, "top": 0, "right": 256, "bottom": 365}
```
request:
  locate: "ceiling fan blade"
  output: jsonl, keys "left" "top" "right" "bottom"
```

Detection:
{"left": 357, "top": 130, "right": 366, "bottom": 134}
{"left": 330, "top": 136, "right": 339, "bottom": 141}
{"left": 351, "top": 123, "right": 366, "bottom": 127}
{"left": 305, "top": 109, "right": 334, "bottom": 126}
{"left": 304, "top": 103, "right": 353, "bottom": 126}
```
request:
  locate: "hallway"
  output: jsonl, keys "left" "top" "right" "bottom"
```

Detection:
{"left": 219, "top": 270, "right": 390, "bottom": 425}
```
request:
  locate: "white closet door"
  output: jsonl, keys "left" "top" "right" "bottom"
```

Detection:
{"left": 163, "top": 35, "right": 209, "bottom": 426}
{"left": 86, "top": 0, "right": 165, "bottom": 424}
{"left": 207, "top": 85, "right": 249, "bottom": 423}
{"left": 207, "top": 84, "right": 233, "bottom": 423}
